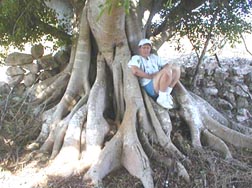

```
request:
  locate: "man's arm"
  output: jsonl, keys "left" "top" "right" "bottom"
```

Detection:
{"left": 130, "top": 65, "right": 155, "bottom": 79}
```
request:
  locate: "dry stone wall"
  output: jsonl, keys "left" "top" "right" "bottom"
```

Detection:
{"left": 1, "top": 44, "right": 70, "bottom": 95}
{"left": 1, "top": 50, "right": 251, "bottom": 125}
{"left": 176, "top": 55, "right": 252, "bottom": 125}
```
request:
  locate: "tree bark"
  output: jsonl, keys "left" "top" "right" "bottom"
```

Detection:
{"left": 23, "top": 1, "right": 252, "bottom": 188}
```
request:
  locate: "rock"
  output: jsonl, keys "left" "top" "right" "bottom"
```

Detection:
{"left": 237, "top": 108, "right": 251, "bottom": 116}
{"left": 236, "top": 96, "right": 249, "bottom": 109}
{"left": 244, "top": 72, "right": 252, "bottom": 91}
{"left": 24, "top": 73, "right": 37, "bottom": 87}
{"left": 236, "top": 115, "right": 249, "bottom": 122}
{"left": 205, "top": 80, "right": 216, "bottom": 87}
{"left": 21, "top": 63, "right": 40, "bottom": 74}
{"left": 234, "top": 85, "right": 249, "bottom": 97}
{"left": 236, "top": 108, "right": 252, "bottom": 123}
{"left": 217, "top": 98, "right": 233, "bottom": 110}
{"left": 0, "top": 82, "right": 11, "bottom": 94}
{"left": 203, "top": 87, "right": 218, "bottom": 96}
{"left": 38, "top": 69, "right": 59, "bottom": 81}
{"left": 5, "top": 52, "right": 33, "bottom": 66}
{"left": 8, "top": 75, "right": 24, "bottom": 87}
{"left": 214, "top": 68, "right": 229, "bottom": 83}
{"left": 222, "top": 91, "right": 236, "bottom": 106}
{"left": 13, "top": 83, "right": 26, "bottom": 96}
{"left": 247, "top": 84, "right": 252, "bottom": 92}
{"left": 232, "top": 65, "right": 252, "bottom": 75}
{"left": 54, "top": 50, "right": 70, "bottom": 69}
{"left": 31, "top": 44, "right": 44, "bottom": 59}
{"left": 37, "top": 54, "right": 59, "bottom": 70}
{"left": 6, "top": 66, "right": 26, "bottom": 76}
{"left": 204, "top": 58, "right": 218, "bottom": 76}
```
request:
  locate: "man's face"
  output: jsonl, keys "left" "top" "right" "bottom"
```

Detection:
{"left": 139, "top": 44, "right": 151, "bottom": 58}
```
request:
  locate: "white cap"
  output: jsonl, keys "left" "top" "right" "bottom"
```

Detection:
{"left": 138, "top": 39, "right": 152, "bottom": 47}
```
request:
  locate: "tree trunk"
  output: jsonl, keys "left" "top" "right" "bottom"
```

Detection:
{"left": 24, "top": 1, "right": 252, "bottom": 188}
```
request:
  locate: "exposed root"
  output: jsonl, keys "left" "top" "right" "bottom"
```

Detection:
{"left": 84, "top": 131, "right": 123, "bottom": 184}
{"left": 173, "top": 82, "right": 204, "bottom": 148}
{"left": 34, "top": 5, "right": 92, "bottom": 158}
{"left": 47, "top": 105, "right": 87, "bottom": 176}
{"left": 121, "top": 108, "right": 154, "bottom": 188}
{"left": 27, "top": 73, "right": 63, "bottom": 102}
{"left": 138, "top": 126, "right": 190, "bottom": 182}
{"left": 85, "top": 104, "right": 154, "bottom": 188}
{"left": 112, "top": 62, "right": 124, "bottom": 122}
{"left": 174, "top": 82, "right": 252, "bottom": 160}
{"left": 204, "top": 115, "right": 252, "bottom": 149}
{"left": 85, "top": 61, "right": 154, "bottom": 187}
{"left": 112, "top": 40, "right": 131, "bottom": 123}
{"left": 140, "top": 91, "right": 190, "bottom": 183}
{"left": 49, "top": 97, "right": 88, "bottom": 159}
{"left": 20, "top": 2, "right": 252, "bottom": 188}
{"left": 39, "top": 122, "right": 58, "bottom": 154}
{"left": 27, "top": 107, "right": 56, "bottom": 150}
{"left": 50, "top": 120, "right": 70, "bottom": 159}
{"left": 143, "top": 91, "right": 187, "bottom": 162}
{"left": 190, "top": 92, "right": 252, "bottom": 135}
{"left": 83, "top": 55, "right": 110, "bottom": 165}
{"left": 201, "top": 129, "right": 232, "bottom": 159}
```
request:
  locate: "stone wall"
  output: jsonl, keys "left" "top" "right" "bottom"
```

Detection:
{"left": 176, "top": 55, "right": 252, "bottom": 124}
{"left": 1, "top": 51, "right": 251, "bottom": 124}
{"left": 0, "top": 44, "right": 70, "bottom": 96}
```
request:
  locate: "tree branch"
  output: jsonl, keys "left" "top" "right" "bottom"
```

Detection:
{"left": 240, "top": 33, "right": 252, "bottom": 56}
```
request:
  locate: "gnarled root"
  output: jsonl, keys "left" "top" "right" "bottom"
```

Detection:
{"left": 46, "top": 105, "right": 87, "bottom": 176}
{"left": 85, "top": 104, "right": 154, "bottom": 188}
{"left": 138, "top": 126, "right": 190, "bottom": 183}
{"left": 140, "top": 91, "right": 190, "bottom": 182}
{"left": 84, "top": 62, "right": 154, "bottom": 187}
{"left": 174, "top": 82, "right": 252, "bottom": 159}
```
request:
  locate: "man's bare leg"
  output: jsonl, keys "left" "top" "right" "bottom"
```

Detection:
{"left": 169, "top": 65, "right": 181, "bottom": 88}
{"left": 153, "top": 65, "right": 174, "bottom": 109}
{"left": 153, "top": 66, "right": 172, "bottom": 93}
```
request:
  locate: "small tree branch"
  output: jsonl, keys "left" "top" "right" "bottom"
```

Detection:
{"left": 12, "top": 1, "right": 33, "bottom": 36}
{"left": 191, "top": 9, "right": 218, "bottom": 87}
{"left": 240, "top": 33, "right": 252, "bottom": 56}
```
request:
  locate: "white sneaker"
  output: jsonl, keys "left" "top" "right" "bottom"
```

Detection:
{"left": 156, "top": 94, "right": 174, "bottom": 109}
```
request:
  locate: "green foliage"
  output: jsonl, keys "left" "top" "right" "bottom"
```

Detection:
{"left": 178, "top": 0, "right": 252, "bottom": 55}
{"left": 97, "top": 0, "right": 130, "bottom": 20}
{"left": 0, "top": 0, "right": 251, "bottom": 61}
{"left": 0, "top": 0, "right": 70, "bottom": 51}
{"left": 149, "top": 0, "right": 252, "bottom": 56}
{"left": 164, "top": 0, "right": 174, "bottom": 8}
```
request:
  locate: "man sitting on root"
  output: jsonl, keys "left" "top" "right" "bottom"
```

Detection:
{"left": 128, "top": 38, "right": 181, "bottom": 109}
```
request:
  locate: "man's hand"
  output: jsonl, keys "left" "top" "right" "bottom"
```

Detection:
{"left": 130, "top": 66, "right": 156, "bottom": 79}
{"left": 149, "top": 72, "right": 157, "bottom": 79}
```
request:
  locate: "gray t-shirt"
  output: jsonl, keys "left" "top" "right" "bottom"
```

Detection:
{"left": 128, "top": 54, "right": 167, "bottom": 86}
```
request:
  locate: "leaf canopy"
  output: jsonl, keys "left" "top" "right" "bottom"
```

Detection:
{"left": 0, "top": 0, "right": 70, "bottom": 50}
{"left": 0, "top": 0, "right": 251, "bottom": 55}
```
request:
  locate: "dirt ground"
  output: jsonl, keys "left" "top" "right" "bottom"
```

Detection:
{"left": 1, "top": 91, "right": 252, "bottom": 188}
